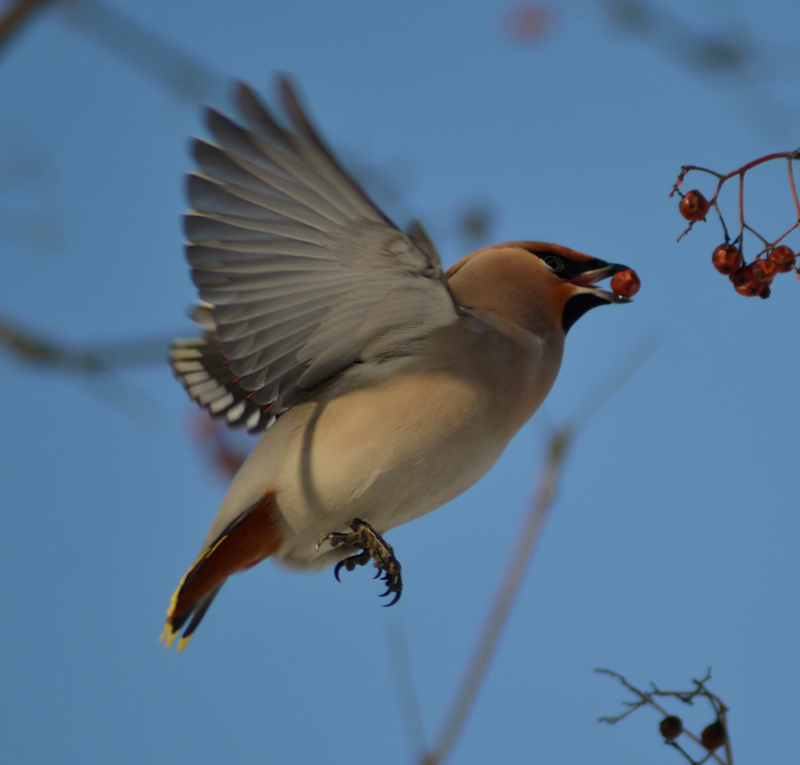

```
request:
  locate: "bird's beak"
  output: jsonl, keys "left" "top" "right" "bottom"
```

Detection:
{"left": 568, "top": 262, "right": 633, "bottom": 303}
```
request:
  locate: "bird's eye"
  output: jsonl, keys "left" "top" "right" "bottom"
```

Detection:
{"left": 544, "top": 256, "right": 564, "bottom": 272}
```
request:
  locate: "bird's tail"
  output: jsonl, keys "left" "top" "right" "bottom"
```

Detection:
{"left": 161, "top": 489, "right": 282, "bottom": 651}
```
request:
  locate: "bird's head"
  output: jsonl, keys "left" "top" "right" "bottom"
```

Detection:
{"left": 445, "top": 241, "right": 633, "bottom": 336}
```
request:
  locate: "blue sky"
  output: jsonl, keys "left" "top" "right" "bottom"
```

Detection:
{"left": 1, "top": 1, "right": 799, "bottom": 763}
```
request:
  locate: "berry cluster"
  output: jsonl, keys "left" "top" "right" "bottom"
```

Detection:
{"left": 678, "top": 189, "right": 798, "bottom": 299}
{"left": 659, "top": 714, "right": 727, "bottom": 753}
{"left": 671, "top": 148, "right": 800, "bottom": 300}
{"left": 598, "top": 668, "right": 733, "bottom": 765}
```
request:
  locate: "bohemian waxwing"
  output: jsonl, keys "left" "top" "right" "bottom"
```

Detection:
{"left": 162, "top": 76, "right": 634, "bottom": 651}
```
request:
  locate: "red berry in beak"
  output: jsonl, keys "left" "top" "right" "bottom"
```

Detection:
{"left": 711, "top": 244, "right": 742, "bottom": 275}
{"left": 679, "top": 190, "right": 711, "bottom": 221}
{"left": 769, "top": 244, "right": 796, "bottom": 273}
{"left": 610, "top": 268, "right": 641, "bottom": 297}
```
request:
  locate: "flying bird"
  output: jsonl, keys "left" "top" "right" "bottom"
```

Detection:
{"left": 162, "top": 77, "right": 634, "bottom": 651}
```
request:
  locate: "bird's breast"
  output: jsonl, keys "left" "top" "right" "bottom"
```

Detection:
{"left": 273, "top": 319, "right": 563, "bottom": 566}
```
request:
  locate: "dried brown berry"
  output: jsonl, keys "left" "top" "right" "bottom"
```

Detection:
{"left": 610, "top": 268, "right": 641, "bottom": 297}
{"left": 659, "top": 715, "right": 683, "bottom": 741}
{"left": 752, "top": 258, "right": 778, "bottom": 283}
{"left": 711, "top": 244, "right": 742, "bottom": 275}
{"left": 679, "top": 190, "right": 711, "bottom": 222}
{"left": 700, "top": 720, "right": 726, "bottom": 752}
{"left": 730, "top": 264, "right": 766, "bottom": 297}
{"left": 769, "top": 245, "right": 796, "bottom": 273}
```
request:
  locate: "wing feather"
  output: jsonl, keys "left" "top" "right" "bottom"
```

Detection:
{"left": 179, "top": 76, "right": 459, "bottom": 427}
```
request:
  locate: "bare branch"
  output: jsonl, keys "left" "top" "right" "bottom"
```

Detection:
{"left": 597, "top": 669, "right": 732, "bottom": 765}
{"left": 672, "top": 149, "right": 800, "bottom": 294}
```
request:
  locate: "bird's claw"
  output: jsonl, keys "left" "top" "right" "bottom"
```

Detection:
{"left": 333, "top": 549, "right": 371, "bottom": 582}
{"left": 319, "top": 518, "right": 403, "bottom": 606}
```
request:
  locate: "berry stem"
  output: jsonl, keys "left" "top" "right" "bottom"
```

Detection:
{"left": 787, "top": 150, "right": 800, "bottom": 223}
{"left": 743, "top": 223, "right": 770, "bottom": 247}
{"left": 738, "top": 173, "right": 745, "bottom": 257}
{"left": 753, "top": 222, "right": 800, "bottom": 260}
{"left": 676, "top": 221, "right": 695, "bottom": 243}
{"left": 712, "top": 200, "right": 730, "bottom": 243}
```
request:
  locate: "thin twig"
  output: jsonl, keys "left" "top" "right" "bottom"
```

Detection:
{"left": 597, "top": 669, "right": 731, "bottom": 765}
{"left": 742, "top": 222, "right": 769, "bottom": 247}
{"left": 673, "top": 153, "right": 800, "bottom": 193}
{"left": 711, "top": 199, "right": 730, "bottom": 243}
{"left": 753, "top": 222, "right": 800, "bottom": 259}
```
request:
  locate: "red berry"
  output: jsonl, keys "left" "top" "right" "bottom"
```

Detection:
{"left": 711, "top": 244, "right": 742, "bottom": 275}
{"left": 700, "top": 720, "right": 726, "bottom": 752}
{"left": 610, "top": 268, "right": 641, "bottom": 297}
{"left": 679, "top": 190, "right": 711, "bottom": 222}
{"left": 752, "top": 258, "right": 777, "bottom": 283}
{"left": 730, "top": 264, "right": 766, "bottom": 297}
{"left": 769, "top": 245, "right": 796, "bottom": 273}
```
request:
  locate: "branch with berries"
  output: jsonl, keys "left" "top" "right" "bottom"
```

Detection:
{"left": 596, "top": 668, "right": 733, "bottom": 765}
{"left": 670, "top": 149, "right": 800, "bottom": 299}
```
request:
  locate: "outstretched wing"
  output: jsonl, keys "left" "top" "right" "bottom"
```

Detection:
{"left": 177, "top": 77, "right": 460, "bottom": 431}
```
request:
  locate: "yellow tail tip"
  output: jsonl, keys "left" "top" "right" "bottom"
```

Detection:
{"left": 177, "top": 635, "right": 192, "bottom": 652}
{"left": 160, "top": 624, "right": 179, "bottom": 650}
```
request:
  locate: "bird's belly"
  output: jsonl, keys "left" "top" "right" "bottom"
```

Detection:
{"left": 272, "top": 369, "right": 533, "bottom": 567}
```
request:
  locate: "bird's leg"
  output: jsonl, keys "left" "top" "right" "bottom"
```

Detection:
{"left": 318, "top": 518, "right": 403, "bottom": 606}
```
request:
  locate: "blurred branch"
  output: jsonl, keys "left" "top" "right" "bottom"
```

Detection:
{"left": 420, "top": 334, "right": 659, "bottom": 765}
{"left": 0, "top": 0, "right": 54, "bottom": 56}
{"left": 0, "top": 312, "right": 171, "bottom": 422}
{"left": 504, "top": 4, "right": 557, "bottom": 44}
{"left": 1, "top": 0, "right": 226, "bottom": 103}
{"left": 424, "top": 424, "right": 573, "bottom": 765}
{"left": 0, "top": 139, "right": 46, "bottom": 197}
{"left": 387, "top": 620, "right": 427, "bottom": 762}
{"left": 0, "top": 312, "right": 101, "bottom": 371}
{"left": 0, "top": 209, "right": 60, "bottom": 247}
{"left": 600, "top": 0, "right": 797, "bottom": 137}
{"left": 571, "top": 329, "right": 663, "bottom": 430}
{"left": 602, "top": 0, "right": 752, "bottom": 76}
{"left": 0, "top": 138, "right": 62, "bottom": 248}
{"left": 0, "top": 312, "right": 172, "bottom": 371}
{"left": 190, "top": 410, "right": 253, "bottom": 482}
{"left": 58, "top": 0, "right": 227, "bottom": 105}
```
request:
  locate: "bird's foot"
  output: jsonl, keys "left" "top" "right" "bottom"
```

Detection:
{"left": 318, "top": 518, "right": 402, "bottom": 606}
